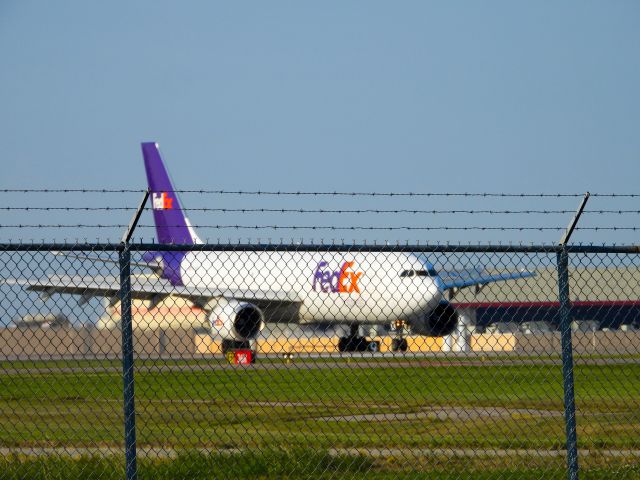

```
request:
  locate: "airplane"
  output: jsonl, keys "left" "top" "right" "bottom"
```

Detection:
{"left": 15, "top": 142, "right": 535, "bottom": 353}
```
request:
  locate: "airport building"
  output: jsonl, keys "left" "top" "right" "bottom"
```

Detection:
{"left": 450, "top": 267, "right": 640, "bottom": 332}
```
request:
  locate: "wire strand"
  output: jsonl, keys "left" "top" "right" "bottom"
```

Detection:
{"left": 2, "top": 207, "right": 640, "bottom": 214}
{"left": 2, "top": 224, "right": 638, "bottom": 231}
{"left": 2, "top": 189, "right": 637, "bottom": 197}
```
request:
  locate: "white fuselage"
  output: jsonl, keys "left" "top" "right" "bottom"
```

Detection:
{"left": 178, "top": 251, "right": 443, "bottom": 325}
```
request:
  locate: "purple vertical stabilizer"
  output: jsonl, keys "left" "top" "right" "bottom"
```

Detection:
{"left": 141, "top": 142, "right": 193, "bottom": 245}
{"left": 141, "top": 142, "right": 195, "bottom": 286}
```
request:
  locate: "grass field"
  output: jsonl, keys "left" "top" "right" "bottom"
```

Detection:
{"left": 2, "top": 449, "right": 640, "bottom": 480}
{"left": 0, "top": 356, "right": 639, "bottom": 478}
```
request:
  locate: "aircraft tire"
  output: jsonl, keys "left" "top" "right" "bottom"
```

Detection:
{"left": 391, "top": 338, "right": 408, "bottom": 352}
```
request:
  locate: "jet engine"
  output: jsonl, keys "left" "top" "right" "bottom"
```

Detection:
{"left": 410, "top": 302, "right": 458, "bottom": 337}
{"left": 208, "top": 298, "right": 265, "bottom": 341}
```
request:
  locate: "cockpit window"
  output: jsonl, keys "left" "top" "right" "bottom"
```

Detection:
{"left": 400, "top": 269, "right": 438, "bottom": 278}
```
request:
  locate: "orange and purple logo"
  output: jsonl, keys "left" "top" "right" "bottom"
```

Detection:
{"left": 152, "top": 192, "right": 174, "bottom": 210}
{"left": 312, "top": 261, "right": 363, "bottom": 294}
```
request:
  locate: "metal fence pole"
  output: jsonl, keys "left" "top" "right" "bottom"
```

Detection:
{"left": 119, "top": 246, "right": 138, "bottom": 480}
{"left": 555, "top": 192, "right": 588, "bottom": 480}
{"left": 557, "top": 246, "right": 579, "bottom": 480}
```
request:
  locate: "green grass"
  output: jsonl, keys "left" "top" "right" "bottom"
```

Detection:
{"left": 1, "top": 450, "right": 639, "bottom": 480}
{"left": 0, "top": 357, "right": 639, "bottom": 477}
{"left": 0, "top": 449, "right": 374, "bottom": 480}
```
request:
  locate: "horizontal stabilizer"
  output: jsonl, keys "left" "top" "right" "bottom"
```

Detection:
{"left": 50, "top": 251, "right": 162, "bottom": 273}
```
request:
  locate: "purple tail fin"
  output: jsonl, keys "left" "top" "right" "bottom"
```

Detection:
{"left": 141, "top": 142, "right": 197, "bottom": 245}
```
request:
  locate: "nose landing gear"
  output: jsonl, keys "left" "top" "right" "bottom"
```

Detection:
{"left": 391, "top": 337, "right": 408, "bottom": 352}
{"left": 390, "top": 320, "right": 409, "bottom": 352}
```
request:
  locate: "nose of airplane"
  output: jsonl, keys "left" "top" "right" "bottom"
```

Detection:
{"left": 423, "top": 278, "right": 443, "bottom": 310}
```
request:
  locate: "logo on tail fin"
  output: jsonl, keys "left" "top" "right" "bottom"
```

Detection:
{"left": 152, "top": 192, "right": 174, "bottom": 210}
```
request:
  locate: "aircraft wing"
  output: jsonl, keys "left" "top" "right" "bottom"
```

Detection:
{"left": 438, "top": 270, "right": 535, "bottom": 291}
{"left": 6, "top": 275, "right": 301, "bottom": 305}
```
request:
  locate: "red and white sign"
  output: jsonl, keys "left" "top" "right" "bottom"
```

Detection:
{"left": 234, "top": 350, "right": 253, "bottom": 365}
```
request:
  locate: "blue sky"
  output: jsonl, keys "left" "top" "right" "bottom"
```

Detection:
{"left": 1, "top": 1, "right": 638, "bottom": 244}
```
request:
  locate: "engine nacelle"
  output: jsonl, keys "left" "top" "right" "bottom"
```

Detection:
{"left": 208, "top": 299, "right": 265, "bottom": 341}
{"left": 410, "top": 302, "right": 459, "bottom": 337}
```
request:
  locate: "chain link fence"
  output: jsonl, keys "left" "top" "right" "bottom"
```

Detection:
{"left": 1, "top": 243, "right": 639, "bottom": 479}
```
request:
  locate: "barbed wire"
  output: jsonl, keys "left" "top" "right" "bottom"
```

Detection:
{"left": 0, "top": 189, "right": 638, "bottom": 197}
{"left": 0, "top": 189, "right": 145, "bottom": 193}
{"left": 2, "top": 206, "right": 640, "bottom": 215}
{"left": 1, "top": 238, "right": 636, "bottom": 247}
{"left": 2, "top": 191, "right": 638, "bottom": 241}
{"left": 2, "top": 223, "right": 639, "bottom": 231}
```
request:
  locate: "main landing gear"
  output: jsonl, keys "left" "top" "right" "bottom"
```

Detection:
{"left": 337, "top": 324, "right": 380, "bottom": 353}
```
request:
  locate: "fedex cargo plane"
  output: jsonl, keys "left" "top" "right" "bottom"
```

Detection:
{"left": 20, "top": 142, "right": 534, "bottom": 353}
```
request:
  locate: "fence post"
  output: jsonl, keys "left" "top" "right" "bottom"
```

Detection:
{"left": 557, "top": 246, "right": 579, "bottom": 480}
{"left": 556, "top": 192, "right": 588, "bottom": 480}
{"left": 119, "top": 245, "right": 138, "bottom": 480}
